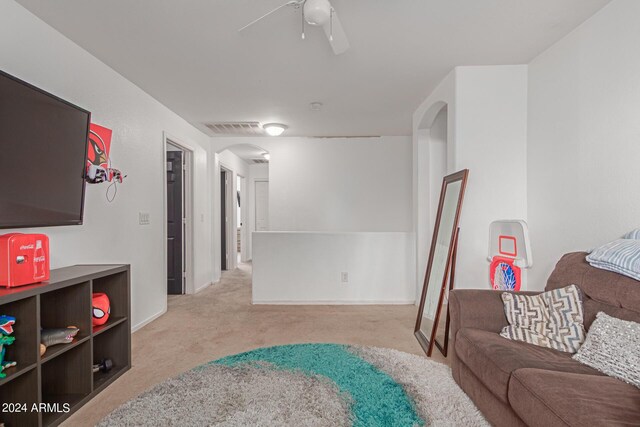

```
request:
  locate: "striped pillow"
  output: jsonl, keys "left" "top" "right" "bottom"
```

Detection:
{"left": 500, "top": 285, "right": 586, "bottom": 353}
{"left": 623, "top": 228, "right": 640, "bottom": 239}
{"left": 586, "top": 239, "right": 640, "bottom": 281}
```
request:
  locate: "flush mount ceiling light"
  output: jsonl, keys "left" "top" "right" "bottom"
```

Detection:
{"left": 263, "top": 123, "right": 288, "bottom": 136}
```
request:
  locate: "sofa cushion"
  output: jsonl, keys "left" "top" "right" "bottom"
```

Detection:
{"left": 509, "top": 368, "right": 640, "bottom": 427}
{"left": 546, "top": 252, "right": 640, "bottom": 328}
{"left": 455, "top": 328, "right": 603, "bottom": 404}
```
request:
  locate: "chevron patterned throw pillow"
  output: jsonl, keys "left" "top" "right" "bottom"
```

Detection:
{"left": 500, "top": 284, "right": 586, "bottom": 353}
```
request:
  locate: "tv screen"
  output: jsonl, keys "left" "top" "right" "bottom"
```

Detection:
{"left": 0, "top": 70, "right": 90, "bottom": 229}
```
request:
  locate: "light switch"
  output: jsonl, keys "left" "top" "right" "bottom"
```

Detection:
{"left": 139, "top": 212, "right": 150, "bottom": 225}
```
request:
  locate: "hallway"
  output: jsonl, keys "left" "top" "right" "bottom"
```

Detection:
{"left": 67, "top": 263, "right": 433, "bottom": 426}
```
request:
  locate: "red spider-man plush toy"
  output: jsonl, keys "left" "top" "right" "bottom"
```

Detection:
{"left": 92, "top": 293, "right": 110, "bottom": 327}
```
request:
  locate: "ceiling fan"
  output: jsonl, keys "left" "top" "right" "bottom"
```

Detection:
{"left": 238, "top": 0, "right": 350, "bottom": 55}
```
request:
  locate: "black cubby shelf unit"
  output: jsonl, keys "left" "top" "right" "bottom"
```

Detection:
{"left": 0, "top": 265, "right": 131, "bottom": 427}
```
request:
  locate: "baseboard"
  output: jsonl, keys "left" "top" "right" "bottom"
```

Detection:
{"left": 252, "top": 299, "right": 416, "bottom": 305}
{"left": 131, "top": 307, "right": 167, "bottom": 333}
{"left": 212, "top": 272, "right": 221, "bottom": 285}
{"left": 194, "top": 281, "right": 212, "bottom": 293}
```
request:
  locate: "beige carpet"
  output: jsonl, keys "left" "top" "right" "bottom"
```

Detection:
{"left": 66, "top": 263, "right": 444, "bottom": 426}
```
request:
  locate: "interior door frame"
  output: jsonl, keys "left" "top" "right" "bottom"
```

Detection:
{"left": 254, "top": 179, "right": 269, "bottom": 232}
{"left": 237, "top": 174, "right": 247, "bottom": 263}
{"left": 220, "top": 164, "right": 235, "bottom": 271}
{"left": 163, "top": 132, "right": 195, "bottom": 295}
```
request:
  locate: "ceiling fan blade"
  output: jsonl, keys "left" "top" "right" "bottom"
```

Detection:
{"left": 238, "top": 1, "right": 301, "bottom": 32}
{"left": 322, "top": 9, "right": 349, "bottom": 55}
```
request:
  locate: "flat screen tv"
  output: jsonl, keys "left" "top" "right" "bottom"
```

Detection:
{"left": 0, "top": 70, "right": 90, "bottom": 229}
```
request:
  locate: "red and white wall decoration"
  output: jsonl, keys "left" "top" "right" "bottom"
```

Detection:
{"left": 86, "top": 123, "right": 125, "bottom": 185}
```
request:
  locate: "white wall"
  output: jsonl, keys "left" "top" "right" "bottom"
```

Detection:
{"left": 0, "top": 1, "right": 213, "bottom": 329}
{"left": 527, "top": 0, "right": 640, "bottom": 288}
{"left": 253, "top": 232, "right": 415, "bottom": 304}
{"left": 455, "top": 66, "right": 529, "bottom": 290}
{"left": 215, "top": 136, "right": 413, "bottom": 232}
{"left": 247, "top": 164, "right": 269, "bottom": 259}
{"left": 413, "top": 66, "right": 528, "bottom": 294}
{"left": 267, "top": 137, "right": 413, "bottom": 232}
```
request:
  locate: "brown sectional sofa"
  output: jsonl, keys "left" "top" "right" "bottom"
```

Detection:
{"left": 449, "top": 252, "right": 640, "bottom": 426}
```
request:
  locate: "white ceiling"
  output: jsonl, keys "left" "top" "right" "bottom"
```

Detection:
{"left": 17, "top": 0, "right": 611, "bottom": 137}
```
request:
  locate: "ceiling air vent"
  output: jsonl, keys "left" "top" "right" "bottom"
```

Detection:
{"left": 251, "top": 158, "right": 269, "bottom": 164}
{"left": 205, "top": 121, "right": 264, "bottom": 136}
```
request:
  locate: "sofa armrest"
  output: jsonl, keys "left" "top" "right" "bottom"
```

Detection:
{"left": 450, "top": 289, "right": 509, "bottom": 334}
{"left": 448, "top": 289, "right": 539, "bottom": 383}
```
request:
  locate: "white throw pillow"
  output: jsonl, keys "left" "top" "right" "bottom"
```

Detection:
{"left": 573, "top": 312, "right": 640, "bottom": 389}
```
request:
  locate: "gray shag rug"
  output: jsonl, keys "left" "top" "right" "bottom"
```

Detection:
{"left": 98, "top": 344, "right": 487, "bottom": 426}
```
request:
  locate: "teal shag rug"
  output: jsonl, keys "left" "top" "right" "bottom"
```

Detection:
{"left": 98, "top": 344, "right": 487, "bottom": 426}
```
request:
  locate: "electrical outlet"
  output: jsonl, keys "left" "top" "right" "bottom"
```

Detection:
{"left": 139, "top": 212, "right": 150, "bottom": 225}
{"left": 341, "top": 272, "right": 348, "bottom": 283}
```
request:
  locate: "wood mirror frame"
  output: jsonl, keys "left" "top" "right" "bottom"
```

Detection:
{"left": 414, "top": 169, "right": 469, "bottom": 357}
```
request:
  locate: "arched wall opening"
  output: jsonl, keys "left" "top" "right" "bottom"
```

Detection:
{"left": 416, "top": 102, "right": 449, "bottom": 302}
{"left": 212, "top": 142, "right": 269, "bottom": 281}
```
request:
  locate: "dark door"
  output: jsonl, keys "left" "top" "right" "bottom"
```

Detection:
{"left": 221, "top": 170, "right": 227, "bottom": 271}
{"left": 167, "top": 151, "right": 183, "bottom": 294}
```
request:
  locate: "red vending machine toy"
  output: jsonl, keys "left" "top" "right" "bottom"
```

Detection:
{"left": 0, "top": 233, "right": 50, "bottom": 288}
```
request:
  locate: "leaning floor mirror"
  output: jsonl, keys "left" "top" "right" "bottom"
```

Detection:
{"left": 415, "top": 169, "right": 469, "bottom": 357}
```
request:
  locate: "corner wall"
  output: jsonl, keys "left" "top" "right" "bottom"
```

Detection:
{"left": 413, "top": 65, "right": 528, "bottom": 293}
{"left": 0, "top": 1, "right": 213, "bottom": 329}
{"left": 527, "top": 0, "right": 640, "bottom": 287}
{"left": 455, "top": 66, "right": 529, "bottom": 290}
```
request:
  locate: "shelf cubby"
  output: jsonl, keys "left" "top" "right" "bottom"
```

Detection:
{"left": 0, "top": 365, "right": 39, "bottom": 427}
{"left": 93, "top": 321, "right": 130, "bottom": 392}
{"left": 0, "top": 295, "right": 38, "bottom": 386}
{"left": 40, "top": 281, "right": 91, "bottom": 343}
{"left": 41, "top": 340, "right": 92, "bottom": 426}
{"left": 92, "top": 271, "right": 128, "bottom": 320}
{"left": 0, "top": 264, "right": 130, "bottom": 427}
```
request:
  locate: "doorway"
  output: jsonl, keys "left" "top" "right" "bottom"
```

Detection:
{"left": 214, "top": 144, "right": 269, "bottom": 278}
{"left": 255, "top": 180, "right": 269, "bottom": 231}
{"left": 236, "top": 175, "right": 245, "bottom": 264}
{"left": 416, "top": 103, "right": 449, "bottom": 314}
{"left": 220, "top": 167, "right": 230, "bottom": 271}
{"left": 164, "top": 134, "right": 194, "bottom": 296}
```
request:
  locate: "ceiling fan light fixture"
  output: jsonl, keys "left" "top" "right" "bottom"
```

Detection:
{"left": 304, "top": 0, "right": 331, "bottom": 25}
{"left": 263, "top": 123, "right": 288, "bottom": 136}
{"left": 238, "top": 0, "right": 349, "bottom": 55}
